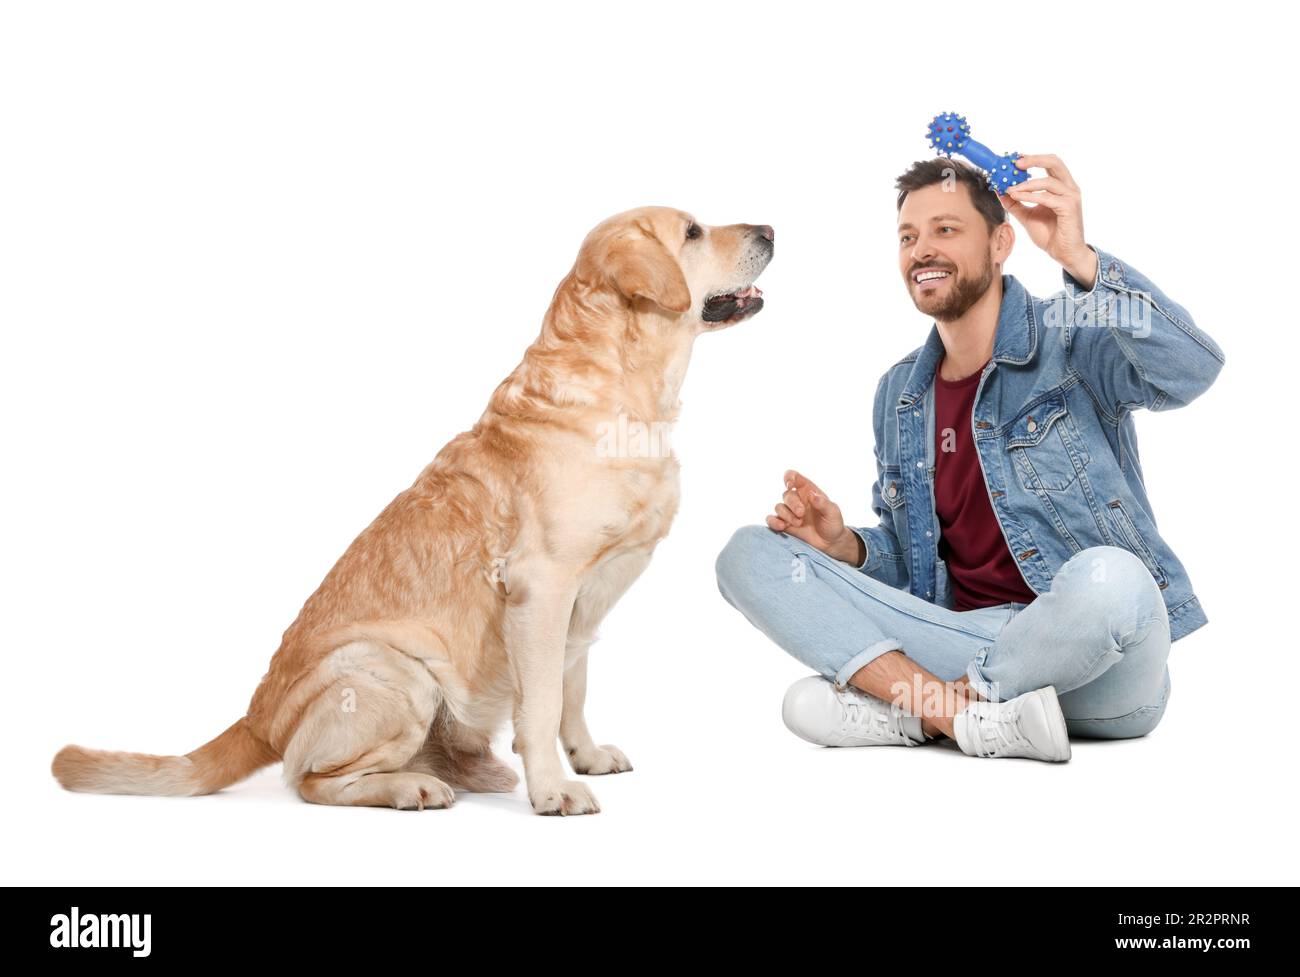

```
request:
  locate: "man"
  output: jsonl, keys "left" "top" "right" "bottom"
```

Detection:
{"left": 714, "top": 156, "right": 1225, "bottom": 761}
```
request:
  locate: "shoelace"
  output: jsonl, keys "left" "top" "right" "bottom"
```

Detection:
{"left": 967, "top": 703, "right": 1032, "bottom": 757}
{"left": 839, "top": 692, "right": 912, "bottom": 745}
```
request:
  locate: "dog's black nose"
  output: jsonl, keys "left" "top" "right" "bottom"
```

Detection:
{"left": 754, "top": 225, "right": 774, "bottom": 242}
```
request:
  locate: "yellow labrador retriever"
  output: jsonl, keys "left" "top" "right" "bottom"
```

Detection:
{"left": 52, "top": 206, "right": 774, "bottom": 815}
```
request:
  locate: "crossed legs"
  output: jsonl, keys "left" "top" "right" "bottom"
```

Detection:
{"left": 715, "top": 525, "right": 1173, "bottom": 741}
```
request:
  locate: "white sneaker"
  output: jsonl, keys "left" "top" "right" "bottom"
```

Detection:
{"left": 782, "top": 675, "right": 926, "bottom": 747}
{"left": 953, "top": 686, "right": 1071, "bottom": 761}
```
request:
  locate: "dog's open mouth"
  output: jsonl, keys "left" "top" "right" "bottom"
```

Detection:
{"left": 702, "top": 284, "right": 764, "bottom": 324}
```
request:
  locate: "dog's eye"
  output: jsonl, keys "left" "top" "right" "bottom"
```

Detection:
{"left": 686, "top": 223, "right": 702, "bottom": 241}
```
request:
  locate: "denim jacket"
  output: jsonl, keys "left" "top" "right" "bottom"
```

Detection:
{"left": 850, "top": 245, "right": 1225, "bottom": 642}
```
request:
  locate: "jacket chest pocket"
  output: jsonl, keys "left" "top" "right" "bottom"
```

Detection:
{"left": 1004, "top": 394, "right": 1091, "bottom": 493}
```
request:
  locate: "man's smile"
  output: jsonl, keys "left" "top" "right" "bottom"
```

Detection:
{"left": 913, "top": 266, "right": 953, "bottom": 289}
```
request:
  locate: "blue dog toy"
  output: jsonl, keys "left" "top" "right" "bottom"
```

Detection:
{"left": 925, "top": 112, "right": 1030, "bottom": 196}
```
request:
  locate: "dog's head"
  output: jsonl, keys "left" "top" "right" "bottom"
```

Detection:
{"left": 575, "top": 206, "right": 773, "bottom": 332}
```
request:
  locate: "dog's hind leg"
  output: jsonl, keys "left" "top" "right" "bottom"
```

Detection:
{"left": 405, "top": 718, "right": 519, "bottom": 793}
{"left": 281, "top": 639, "right": 456, "bottom": 810}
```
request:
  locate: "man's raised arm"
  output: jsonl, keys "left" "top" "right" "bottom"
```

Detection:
{"left": 1061, "top": 243, "right": 1225, "bottom": 418}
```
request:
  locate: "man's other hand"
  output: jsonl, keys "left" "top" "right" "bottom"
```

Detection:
{"left": 766, "top": 469, "right": 863, "bottom": 565}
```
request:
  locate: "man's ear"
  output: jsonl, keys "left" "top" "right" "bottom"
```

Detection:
{"left": 604, "top": 234, "right": 692, "bottom": 314}
{"left": 994, "top": 221, "right": 1015, "bottom": 264}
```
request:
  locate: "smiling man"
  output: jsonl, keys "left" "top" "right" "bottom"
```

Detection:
{"left": 715, "top": 156, "right": 1225, "bottom": 761}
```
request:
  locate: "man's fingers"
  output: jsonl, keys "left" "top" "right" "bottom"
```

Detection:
{"left": 766, "top": 514, "right": 786, "bottom": 532}
{"left": 785, "top": 470, "right": 813, "bottom": 501}
{"left": 1007, "top": 176, "right": 1072, "bottom": 196}
{"left": 1005, "top": 187, "right": 1071, "bottom": 213}
{"left": 775, "top": 502, "right": 801, "bottom": 526}
{"left": 782, "top": 488, "right": 805, "bottom": 517}
{"left": 1015, "top": 153, "right": 1078, "bottom": 190}
{"left": 783, "top": 469, "right": 824, "bottom": 503}
{"left": 811, "top": 487, "right": 842, "bottom": 513}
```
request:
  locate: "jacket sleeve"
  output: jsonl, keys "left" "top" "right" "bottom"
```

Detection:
{"left": 1064, "top": 244, "right": 1225, "bottom": 418}
{"left": 846, "top": 371, "right": 910, "bottom": 589}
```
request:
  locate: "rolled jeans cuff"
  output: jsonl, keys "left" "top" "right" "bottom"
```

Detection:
{"left": 965, "top": 652, "right": 1002, "bottom": 703}
{"left": 833, "top": 637, "right": 904, "bottom": 689}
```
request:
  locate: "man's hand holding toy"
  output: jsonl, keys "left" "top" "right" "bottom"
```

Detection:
{"left": 927, "top": 111, "right": 1098, "bottom": 289}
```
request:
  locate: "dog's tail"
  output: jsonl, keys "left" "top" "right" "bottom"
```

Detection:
{"left": 51, "top": 716, "right": 279, "bottom": 797}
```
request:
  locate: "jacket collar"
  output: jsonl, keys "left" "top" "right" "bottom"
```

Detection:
{"left": 896, "top": 272, "right": 1037, "bottom": 406}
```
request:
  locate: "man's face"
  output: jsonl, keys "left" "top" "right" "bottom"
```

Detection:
{"left": 898, "top": 182, "right": 997, "bottom": 320}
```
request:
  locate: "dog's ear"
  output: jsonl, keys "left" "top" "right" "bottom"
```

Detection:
{"left": 588, "top": 232, "right": 692, "bottom": 314}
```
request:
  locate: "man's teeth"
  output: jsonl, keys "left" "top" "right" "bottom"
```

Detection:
{"left": 915, "top": 270, "right": 951, "bottom": 283}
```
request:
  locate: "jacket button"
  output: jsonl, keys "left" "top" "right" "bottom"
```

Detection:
{"left": 1026, "top": 417, "right": 1037, "bottom": 432}
{"left": 975, "top": 420, "right": 992, "bottom": 429}
{"left": 887, "top": 483, "right": 898, "bottom": 497}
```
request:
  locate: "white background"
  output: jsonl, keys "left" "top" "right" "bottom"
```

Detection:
{"left": 3, "top": 1, "right": 1294, "bottom": 885}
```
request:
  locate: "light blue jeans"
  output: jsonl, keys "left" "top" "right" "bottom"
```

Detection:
{"left": 715, "top": 526, "right": 1173, "bottom": 739}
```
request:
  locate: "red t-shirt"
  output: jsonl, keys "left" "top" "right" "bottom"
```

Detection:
{"left": 932, "top": 358, "right": 1038, "bottom": 610}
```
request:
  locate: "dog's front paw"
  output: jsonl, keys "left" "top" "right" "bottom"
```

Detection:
{"left": 567, "top": 743, "right": 633, "bottom": 776}
{"left": 529, "top": 779, "right": 601, "bottom": 816}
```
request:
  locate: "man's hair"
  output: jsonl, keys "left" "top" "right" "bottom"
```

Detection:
{"left": 895, "top": 158, "right": 1006, "bottom": 237}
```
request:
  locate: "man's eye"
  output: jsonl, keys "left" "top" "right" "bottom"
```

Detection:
{"left": 686, "top": 223, "right": 702, "bottom": 240}
{"left": 900, "top": 235, "right": 912, "bottom": 244}
{"left": 940, "top": 226, "right": 954, "bottom": 233}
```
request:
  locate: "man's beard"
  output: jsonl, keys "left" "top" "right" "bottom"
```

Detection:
{"left": 913, "top": 253, "right": 995, "bottom": 320}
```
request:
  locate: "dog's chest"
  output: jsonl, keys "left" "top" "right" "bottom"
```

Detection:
{"left": 591, "top": 463, "right": 680, "bottom": 552}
